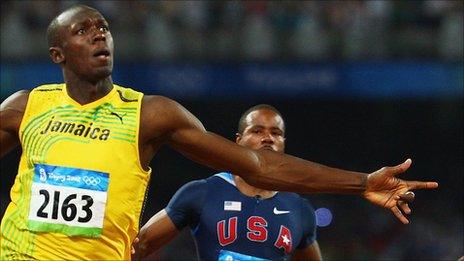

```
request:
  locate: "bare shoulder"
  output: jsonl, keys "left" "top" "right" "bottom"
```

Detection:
{"left": 0, "top": 90, "right": 30, "bottom": 132}
{"left": 142, "top": 95, "right": 201, "bottom": 126}
{"left": 142, "top": 95, "right": 181, "bottom": 115}
{"left": 141, "top": 95, "right": 187, "bottom": 125}
{"left": 140, "top": 95, "right": 204, "bottom": 142}
{"left": 0, "top": 90, "right": 30, "bottom": 112}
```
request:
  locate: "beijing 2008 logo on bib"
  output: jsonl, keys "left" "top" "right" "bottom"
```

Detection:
{"left": 28, "top": 164, "right": 109, "bottom": 238}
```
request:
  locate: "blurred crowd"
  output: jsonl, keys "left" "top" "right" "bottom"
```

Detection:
{"left": 1, "top": 1, "right": 463, "bottom": 260}
{"left": 1, "top": 0, "right": 463, "bottom": 61}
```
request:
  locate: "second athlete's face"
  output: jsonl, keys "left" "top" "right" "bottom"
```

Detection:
{"left": 237, "top": 109, "right": 285, "bottom": 153}
{"left": 57, "top": 8, "right": 114, "bottom": 81}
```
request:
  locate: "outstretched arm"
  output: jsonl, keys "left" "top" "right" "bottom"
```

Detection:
{"left": 141, "top": 96, "right": 369, "bottom": 194}
{"left": 140, "top": 96, "right": 438, "bottom": 223}
{"left": 0, "top": 90, "right": 29, "bottom": 158}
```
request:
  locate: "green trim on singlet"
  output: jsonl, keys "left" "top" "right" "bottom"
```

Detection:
{"left": 28, "top": 221, "right": 102, "bottom": 238}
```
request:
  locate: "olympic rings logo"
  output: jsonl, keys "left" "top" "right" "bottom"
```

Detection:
{"left": 82, "top": 176, "right": 101, "bottom": 186}
{"left": 39, "top": 168, "right": 47, "bottom": 182}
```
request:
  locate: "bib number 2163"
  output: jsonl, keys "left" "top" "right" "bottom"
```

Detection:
{"left": 36, "top": 190, "right": 93, "bottom": 222}
{"left": 28, "top": 164, "right": 109, "bottom": 238}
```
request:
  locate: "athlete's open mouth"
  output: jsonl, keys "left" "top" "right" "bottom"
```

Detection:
{"left": 93, "top": 50, "right": 110, "bottom": 57}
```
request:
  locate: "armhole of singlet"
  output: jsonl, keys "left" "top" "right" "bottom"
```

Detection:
{"left": 133, "top": 91, "right": 151, "bottom": 175}
{"left": 18, "top": 88, "right": 36, "bottom": 145}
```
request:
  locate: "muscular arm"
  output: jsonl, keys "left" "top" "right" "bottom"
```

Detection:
{"left": 292, "top": 241, "right": 322, "bottom": 261}
{"left": 140, "top": 96, "right": 438, "bottom": 223}
{"left": 135, "top": 180, "right": 206, "bottom": 259}
{"left": 0, "top": 90, "right": 29, "bottom": 158}
{"left": 140, "top": 96, "right": 365, "bottom": 194}
{"left": 135, "top": 209, "right": 179, "bottom": 260}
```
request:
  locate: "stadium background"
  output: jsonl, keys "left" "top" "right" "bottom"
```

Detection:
{"left": 0, "top": 1, "right": 462, "bottom": 260}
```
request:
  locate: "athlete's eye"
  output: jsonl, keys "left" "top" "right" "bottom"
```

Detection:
{"left": 77, "top": 28, "right": 85, "bottom": 35}
{"left": 99, "top": 26, "right": 109, "bottom": 33}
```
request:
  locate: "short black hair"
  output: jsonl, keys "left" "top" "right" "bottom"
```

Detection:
{"left": 46, "top": 4, "right": 98, "bottom": 48}
{"left": 46, "top": 16, "right": 61, "bottom": 48}
{"left": 237, "top": 104, "right": 285, "bottom": 135}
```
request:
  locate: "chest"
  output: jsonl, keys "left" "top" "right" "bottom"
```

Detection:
{"left": 198, "top": 195, "right": 303, "bottom": 254}
{"left": 21, "top": 103, "right": 138, "bottom": 163}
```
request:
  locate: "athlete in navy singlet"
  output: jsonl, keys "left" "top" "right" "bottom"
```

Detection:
{"left": 166, "top": 172, "right": 317, "bottom": 260}
{"left": 135, "top": 105, "right": 322, "bottom": 260}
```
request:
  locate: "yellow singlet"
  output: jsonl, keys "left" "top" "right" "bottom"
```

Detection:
{"left": 1, "top": 83, "right": 151, "bottom": 260}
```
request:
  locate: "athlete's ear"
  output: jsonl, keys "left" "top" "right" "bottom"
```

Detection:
{"left": 49, "top": 47, "right": 65, "bottom": 64}
{"left": 235, "top": 133, "right": 242, "bottom": 143}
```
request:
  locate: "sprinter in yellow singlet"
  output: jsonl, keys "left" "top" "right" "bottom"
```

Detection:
{"left": 0, "top": 4, "right": 438, "bottom": 260}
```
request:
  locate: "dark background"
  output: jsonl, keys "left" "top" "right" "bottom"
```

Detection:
{"left": 1, "top": 1, "right": 462, "bottom": 260}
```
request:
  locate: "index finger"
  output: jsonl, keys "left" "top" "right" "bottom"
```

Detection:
{"left": 406, "top": 180, "right": 439, "bottom": 190}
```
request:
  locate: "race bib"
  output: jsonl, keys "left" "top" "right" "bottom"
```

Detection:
{"left": 218, "top": 250, "right": 269, "bottom": 261}
{"left": 28, "top": 164, "right": 109, "bottom": 237}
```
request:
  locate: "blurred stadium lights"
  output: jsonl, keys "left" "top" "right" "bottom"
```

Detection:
{"left": 315, "top": 207, "right": 333, "bottom": 228}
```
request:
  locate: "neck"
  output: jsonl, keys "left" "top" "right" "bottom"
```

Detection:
{"left": 64, "top": 74, "right": 113, "bottom": 105}
{"left": 233, "top": 175, "right": 276, "bottom": 199}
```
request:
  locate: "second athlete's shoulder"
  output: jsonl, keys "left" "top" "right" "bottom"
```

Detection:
{"left": 183, "top": 174, "right": 227, "bottom": 189}
{"left": 176, "top": 173, "right": 233, "bottom": 193}
{"left": 208, "top": 172, "right": 237, "bottom": 186}
{"left": 278, "top": 192, "right": 314, "bottom": 210}
{"left": 175, "top": 178, "right": 209, "bottom": 196}
{"left": 277, "top": 191, "right": 305, "bottom": 201}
